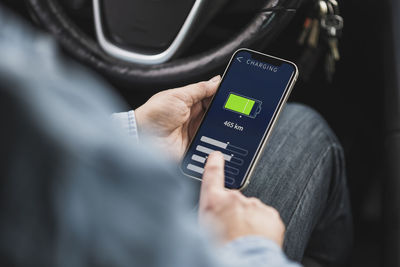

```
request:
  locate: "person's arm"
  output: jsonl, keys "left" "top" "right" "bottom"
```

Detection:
{"left": 222, "top": 237, "right": 300, "bottom": 267}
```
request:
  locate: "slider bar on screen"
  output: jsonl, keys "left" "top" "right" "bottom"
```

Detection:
{"left": 187, "top": 164, "right": 236, "bottom": 185}
{"left": 194, "top": 147, "right": 243, "bottom": 166}
{"left": 230, "top": 157, "right": 243, "bottom": 166}
{"left": 225, "top": 165, "right": 239, "bottom": 175}
{"left": 225, "top": 176, "right": 235, "bottom": 185}
{"left": 201, "top": 136, "right": 228, "bottom": 149}
{"left": 196, "top": 145, "right": 232, "bottom": 161}
{"left": 187, "top": 164, "right": 236, "bottom": 177}
{"left": 200, "top": 136, "right": 248, "bottom": 156}
{"left": 191, "top": 154, "right": 206, "bottom": 164}
{"left": 187, "top": 164, "right": 204, "bottom": 174}
{"left": 191, "top": 153, "right": 243, "bottom": 166}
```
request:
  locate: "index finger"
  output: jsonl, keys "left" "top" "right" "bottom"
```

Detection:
{"left": 201, "top": 151, "right": 225, "bottom": 195}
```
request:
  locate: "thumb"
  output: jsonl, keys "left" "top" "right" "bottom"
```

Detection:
{"left": 179, "top": 75, "right": 221, "bottom": 105}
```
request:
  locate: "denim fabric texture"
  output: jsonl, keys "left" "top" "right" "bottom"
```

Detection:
{"left": 111, "top": 110, "right": 138, "bottom": 142}
{"left": 243, "top": 104, "right": 353, "bottom": 265}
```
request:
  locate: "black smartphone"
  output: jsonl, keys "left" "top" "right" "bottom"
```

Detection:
{"left": 181, "top": 48, "right": 299, "bottom": 190}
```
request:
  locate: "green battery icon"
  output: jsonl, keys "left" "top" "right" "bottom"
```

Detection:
{"left": 223, "top": 92, "right": 262, "bottom": 118}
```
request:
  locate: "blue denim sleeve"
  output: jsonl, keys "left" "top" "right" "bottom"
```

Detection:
{"left": 111, "top": 110, "right": 139, "bottom": 141}
{"left": 0, "top": 6, "right": 301, "bottom": 267}
{"left": 222, "top": 237, "right": 302, "bottom": 267}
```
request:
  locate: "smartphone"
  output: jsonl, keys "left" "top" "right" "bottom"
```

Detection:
{"left": 180, "top": 48, "right": 299, "bottom": 190}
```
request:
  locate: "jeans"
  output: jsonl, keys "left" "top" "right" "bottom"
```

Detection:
{"left": 243, "top": 103, "right": 353, "bottom": 265}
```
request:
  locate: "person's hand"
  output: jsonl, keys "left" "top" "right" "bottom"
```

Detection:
{"left": 199, "top": 151, "right": 286, "bottom": 246}
{"left": 135, "top": 76, "right": 221, "bottom": 160}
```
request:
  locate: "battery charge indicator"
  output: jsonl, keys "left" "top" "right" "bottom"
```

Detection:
{"left": 224, "top": 92, "right": 262, "bottom": 119}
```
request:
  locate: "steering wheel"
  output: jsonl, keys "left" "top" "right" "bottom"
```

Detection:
{"left": 26, "top": 0, "right": 304, "bottom": 88}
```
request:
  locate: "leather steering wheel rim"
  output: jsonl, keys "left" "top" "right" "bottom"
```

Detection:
{"left": 26, "top": 0, "right": 303, "bottom": 87}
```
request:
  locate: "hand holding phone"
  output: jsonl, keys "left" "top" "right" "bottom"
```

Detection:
{"left": 181, "top": 48, "right": 299, "bottom": 190}
{"left": 134, "top": 76, "right": 221, "bottom": 160}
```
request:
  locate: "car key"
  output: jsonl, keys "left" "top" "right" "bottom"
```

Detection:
{"left": 307, "top": 0, "right": 330, "bottom": 48}
{"left": 308, "top": 18, "right": 320, "bottom": 48}
{"left": 319, "top": 0, "right": 330, "bottom": 16}
{"left": 298, "top": 17, "right": 312, "bottom": 45}
{"left": 322, "top": 14, "right": 343, "bottom": 37}
{"left": 321, "top": 14, "right": 344, "bottom": 61}
{"left": 327, "top": 0, "right": 340, "bottom": 15}
{"left": 325, "top": 52, "right": 336, "bottom": 82}
{"left": 322, "top": 13, "right": 343, "bottom": 81}
{"left": 328, "top": 38, "right": 340, "bottom": 61}
{"left": 308, "top": 0, "right": 327, "bottom": 47}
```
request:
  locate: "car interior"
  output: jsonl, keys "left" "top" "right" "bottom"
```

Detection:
{"left": 3, "top": 0, "right": 396, "bottom": 266}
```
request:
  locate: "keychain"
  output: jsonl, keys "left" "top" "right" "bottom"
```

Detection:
{"left": 297, "top": 0, "right": 344, "bottom": 82}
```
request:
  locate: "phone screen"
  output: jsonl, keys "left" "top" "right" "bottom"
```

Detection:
{"left": 181, "top": 49, "right": 297, "bottom": 189}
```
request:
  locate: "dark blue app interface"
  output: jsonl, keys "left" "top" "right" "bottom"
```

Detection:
{"left": 181, "top": 50, "right": 296, "bottom": 189}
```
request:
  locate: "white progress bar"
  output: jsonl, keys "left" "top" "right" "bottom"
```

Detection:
{"left": 187, "top": 164, "right": 204, "bottom": 174}
{"left": 200, "top": 136, "right": 248, "bottom": 156}
{"left": 187, "top": 164, "right": 236, "bottom": 185}
{"left": 200, "top": 136, "right": 227, "bottom": 149}
{"left": 196, "top": 145, "right": 233, "bottom": 161}
{"left": 192, "top": 154, "right": 206, "bottom": 164}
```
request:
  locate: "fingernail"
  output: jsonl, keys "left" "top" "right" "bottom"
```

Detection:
{"left": 209, "top": 75, "right": 221, "bottom": 83}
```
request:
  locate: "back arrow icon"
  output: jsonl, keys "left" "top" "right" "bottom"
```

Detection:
{"left": 236, "top": 57, "right": 243, "bottom": 63}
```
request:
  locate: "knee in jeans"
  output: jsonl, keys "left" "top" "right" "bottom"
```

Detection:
{"left": 283, "top": 103, "right": 341, "bottom": 151}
